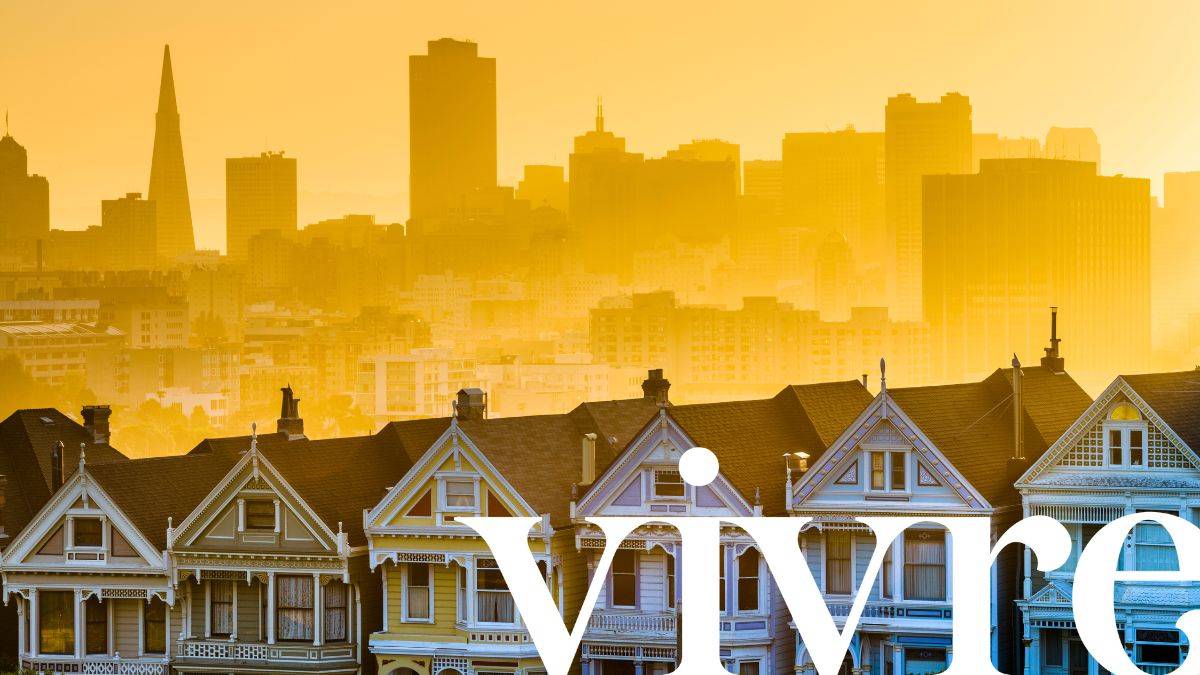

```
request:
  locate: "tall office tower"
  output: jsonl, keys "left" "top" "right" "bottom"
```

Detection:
{"left": 884, "top": 92, "right": 972, "bottom": 320}
{"left": 409, "top": 38, "right": 497, "bottom": 221}
{"left": 568, "top": 101, "right": 644, "bottom": 277}
{"left": 0, "top": 121, "right": 50, "bottom": 242}
{"left": 642, "top": 152, "right": 737, "bottom": 244}
{"left": 225, "top": 151, "right": 298, "bottom": 261}
{"left": 782, "top": 126, "right": 885, "bottom": 272}
{"left": 666, "top": 139, "right": 742, "bottom": 193}
{"left": 1045, "top": 127, "right": 1101, "bottom": 170}
{"left": 101, "top": 193, "right": 158, "bottom": 270}
{"left": 923, "top": 159, "right": 1149, "bottom": 388}
{"left": 972, "top": 133, "right": 1041, "bottom": 171}
{"left": 743, "top": 159, "right": 783, "bottom": 212}
{"left": 516, "top": 164, "right": 568, "bottom": 213}
{"left": 1152, "top": 172, "right": 1200, "bottom": 352}
{"left": 147, "top": 45, "right": 195, "bottom": 264}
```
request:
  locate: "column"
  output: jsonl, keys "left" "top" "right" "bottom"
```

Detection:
{"left": 313, "top": 573, "right": 324, "bottom": 647}
{"left": 165, "top": 599, "right": 173, "bottom": 656}
{"left": 17, "top": 596, "right": 26, "bottom": 657}
{"left": 75, "top": 589, "right": 84, "bottom": 658}
{"left": 266, "top": 573, "right": 276, "bottom": 645}
{"left": 634, "top": 661, "right": 644, "bottom": 675}
{"left": 891, "top": 645, "right": 903, "bottom": 675}
{"left": 30, "top": 589, "right": 39, "bottom": 656}
{"left": 581, "top": 658, "right": 591, "bottom": 675}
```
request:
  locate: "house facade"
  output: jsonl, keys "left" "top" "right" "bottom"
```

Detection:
{"left": 1017, "top": 371, "right": 1200, "bottom": 675}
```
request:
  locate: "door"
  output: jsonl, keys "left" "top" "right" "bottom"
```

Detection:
{"left": 1068, "top": 639, "right": 1089, "bottom": 675}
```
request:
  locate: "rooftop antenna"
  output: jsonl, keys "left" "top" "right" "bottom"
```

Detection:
{"left": 4, "top": 109, "right": 9, "bottom": 137}
{"left": 595, "top": 96, "right": 604, "bottom": 133}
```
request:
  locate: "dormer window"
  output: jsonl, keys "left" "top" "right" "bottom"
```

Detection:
{"left": 653, "top": 469, "right": 685, "bottom": 498}
{"left": 445, "top": 480, "right": 476, "bottom": 509}
{"left": 1105, "top": 402, "right": 1147, "bottom": 468}
{"left": 245, "top": 500, "right": 276, "bottom": 531}
{"left": 73, "top": 518, "right": 103, "bottom": 547}
{"left": 867, "top": 451, "right": 907, "bottom": 493}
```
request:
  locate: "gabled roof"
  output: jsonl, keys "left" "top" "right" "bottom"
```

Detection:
{"left": 0, "top": 408, "right": 128, "bottom": 548}
{"left": 667, "top": 381, "right": 874, "bottom": 515}
{"left": 889, "top": 366, "right": 1091, "bottom": 507}
{"left": 1122, "top": 370, "right": 1200, "bottom": 452}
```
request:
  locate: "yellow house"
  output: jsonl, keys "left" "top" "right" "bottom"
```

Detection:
{"left": 365, "top": 389, "right": 658, "bottom": 675}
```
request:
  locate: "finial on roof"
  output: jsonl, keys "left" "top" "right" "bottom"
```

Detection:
{"left": 754, "top": 487, "right": 761, "bottom": 506}
{"left": 249, "top": 422, "right": 260, "bottom": 477}
{"left": 879, "top": 357, "right": 887, "bottom": 394}
{"left": 79, "top": 442, "right": 86, "bottom": 471}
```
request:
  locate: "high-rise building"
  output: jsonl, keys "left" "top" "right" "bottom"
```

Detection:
{"left": 884, "top": 92, "right": 972, "bottom": 320}
{"left": 666, "top": 139, "right": 742, "bottom": 194}
{"left": 972, "top": 133, "right": 1041, "bottom": 171}
{"left": 1152, "top": 172, "right": 1200, "bottom": 353}
{"left": 101, "top": 193, "right": 158, "bottom": 270}
{"left": 147, "top": 45, "right": 195, "bottom": 264}
{"left": 783, "top": 126, "right": 885, "bottom": 271}
{"left": 1045, "top": 126, "right": 1101, "bottom": 169}
{"left": 0, "top": 121, "right": 50, "bottom": 244}
{"left": 743, "top": 159, "right": 783, "bottom": 213}
{"left": 225, "top": 151, "right": 298, "bottom": 261}
{"left": 923, "top": 159, "right": 1150, "bottom": 388}
{"left": 516, "top": 164, "right": 568, "bottom": 213}
{"left": 409, "top": 38, "right": 496, "bottom": 221}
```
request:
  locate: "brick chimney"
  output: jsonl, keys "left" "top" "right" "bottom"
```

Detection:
{"left": 277, "top": 385, "right": 305, "bottom": 439}
{"left": 81, "top": 405, "right": 111, "bottom": 445}
{"left": 455, "top": 388, "right": 487, "bottom": 421}
{"left": 641, "top": 369, "right": 671, "bottom": 406}
{"left": 1040, "top": 306, "right": 1065, "bottom": 373}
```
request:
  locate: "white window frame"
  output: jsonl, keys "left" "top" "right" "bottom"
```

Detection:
{"left": 65, "top": 512, "right": 109, "bottom": 565}
{"left": 437, "top": 474, "right": 480, "bottom": 514}
{"left": 400, "top": 563, "right": 434, "bottom": 623}
{"left": 1104, "top": 421, "right": 1149, "bottom": 469}
{"left": 651, "top": 467, "right": 686, "bottom": 500}
{"left": 608, "top": 548, "right": 639, "bottom": 609}
{"left": 864, "top": 448, "right": 910, "bottom": 496}
{"left": 734, "top": 546, "right": 762, "bottom": 615}
{"left": 474, "top": 559, "right": 520, "bottom": 627}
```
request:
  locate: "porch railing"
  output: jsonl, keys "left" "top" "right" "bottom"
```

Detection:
{"left": 22, "top": 658, "right": 169, "bottom": 675}
{"left": 587, "top": 611, "right": 677, "bottom": 634}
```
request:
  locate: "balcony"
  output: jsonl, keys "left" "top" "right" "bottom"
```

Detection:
{"left": 21, "top": 657, "right": 169, "bottom": 675}
{"left": 587, "top": 611, "right": 677, "bottom": 638}
{"left": 822, "top": 600, "right": 952, "bottom": 626}
{"left": 175, "top": 639, "right": 356, "bottom": 670}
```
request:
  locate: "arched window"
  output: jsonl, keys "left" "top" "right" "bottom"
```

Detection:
{"left": 737, "top": 548, "right": 760, "bottom": 612}
{"left": 1110, "top": 402, "right": 1142, "bottom": 421}
{"left": 1104, "top": 401, "right": 1147, "bottom": 467}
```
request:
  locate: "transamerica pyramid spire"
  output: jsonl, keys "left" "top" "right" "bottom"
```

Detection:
{"left": 148, "top": 44, "right": 194, "bottom": 263}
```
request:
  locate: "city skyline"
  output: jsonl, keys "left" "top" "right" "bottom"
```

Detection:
{"left": 5, "top": 2, "right": 1200, "bottom": 250}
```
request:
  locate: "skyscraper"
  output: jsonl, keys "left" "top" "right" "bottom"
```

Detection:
{"left": 1045, "top": 126, "right": 1101, "bottom": 169}
{"left": 101, "top": 193, "right": 157, "bottom": 270}
{"left": 516, "top": 165, "right": 568, "bottom": 213}
{"left": 884, "top": 92, "right": 972, "bottom": 320}
{"left": 226, "top": 151, "right": 298, "bottom": 261}
{"left": 666, "top": 139, "right": 742, "bottom": 194}
{"left": 0, "top": 118, "right": 50, "bottom": 243}
{"left": 782, "top": 126, "right": 885, "bottom": 272}
{"left": 147, "top": 45, "right": 195, "bottom": 263}
{"left": 923, "top": 159, "right": 1149, "bottom": 387}
{"left": 409, "top": 38, "right": 496, "bottom": 221}
{"left": 1152, "top": 171, "right": 1200, "bottom": 351}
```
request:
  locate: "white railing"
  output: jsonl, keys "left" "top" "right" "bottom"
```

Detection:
{"left": 588, "top": 611, "right": 677, "bottom": 634}
{"left": 23, "top": 658, "right": 168, "bottom": 675}
{"left": 175, "top": 639, "right": 354, "bottom": 663}
{"left": 824, "top": 600, "right": 950, "bottom": 620}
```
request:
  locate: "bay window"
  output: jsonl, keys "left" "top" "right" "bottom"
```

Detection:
{"left": 476, "top": 564, "right": 515, "bottom": 623}
{"left": 277, "top": 575, "right": 315, "bottom": 640}
{"left": 144, "top": 598, "right": 166, "bottom": 654}
{"left": 210, "top": 580, "right": 234, "bottom": 636}
{"left": 1135, "top": 511, "right": 1179, "bottom": 571}
{"left": 610, "top": 549, "right": 637, "bottom": 608}
{"left": 39, "top": 590, "right": 74, "bottom": 655}
{"left": 736, "top": 548, "right": 760, "bottom": 612}
{"left": 903, "top": 530, "right": 946, "bottom": 601}
{"left": 324, "top": 580, "right": 348, "bottom": 642}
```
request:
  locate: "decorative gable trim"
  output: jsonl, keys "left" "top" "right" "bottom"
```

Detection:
{"left": 792, "top": 393, "right": 990, "bottom": 511}
{"left": 1018, "top": 376, "right": 1200, "bottom": 486}
{"left": 1027, "top": 581, "right": 1072, "bottom": 606}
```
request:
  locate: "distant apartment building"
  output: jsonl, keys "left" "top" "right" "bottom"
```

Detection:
{"left": 516, "top": 164, "right": 569, "bottom": 213}
{"left": 0, "top": 321, "right": 124, "bottom": 384}
{"left": 884, "top": 93, "right": 973, "bottom": 320}
{"left": 476, "top": 358, "right": 644, "bottom": 417}
{"left": 742, "top": 159, "right": 783, "bottom": 213}
{"left": 0, "top": 299, "right": 99, "bottom": 323}
{"left": 225, "top": 151, "right": 297, "bottom": 261}
{"left": 97, "top": 289, "right": 189, "bottom": 349}
{"left": 409, "top": 38, "right": 497, "bottom": 221}
{"left": 923, "top": 158, "right": 1150, "bottom": 388}
{"left": 355, "top": 348, "right": 478, "bottom": 426}
{"left": 101, "top": 193, "right": 158, "bottom": 270}
{"left": 86, "top": 344, "right": 241, "bottom": 412}
{"left": 589, "top": 292, "right": 929, "bottom": 400}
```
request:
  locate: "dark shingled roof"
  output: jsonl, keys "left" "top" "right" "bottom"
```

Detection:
{"left": 1123, "top": 370, "right": 1200, "bottom": 453}
{"left": 0, "top": 409, "right": 128, "bottom": 549}
{"left": 890, "top": 366, "right": 1092, "bottom": 507}
{"left": 668, "top": 381, "right": 874, "bottom": 515}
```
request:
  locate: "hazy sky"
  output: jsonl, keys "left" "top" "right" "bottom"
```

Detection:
{"left": 5, "top": 1, "right": 1200, "bottom": 251}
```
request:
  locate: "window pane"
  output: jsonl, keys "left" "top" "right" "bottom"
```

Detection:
{"left": 737, "top": 548, "right": 759, "bottom": 612}
{"left": 904, "top": 531, "right": 946, "bottom": 601}
{"left": 611, "top": 550, "right": 637, "bottom": 607}
{"left": 826, "top": 532, "right": 851, "bottom": 595}
{"left": 654, "top": 469, "right": 685, "bottom": 497}
{"left": 324, "top": 581, "right": 347, "bottom": 642}
{"left": 1042, "top": 629, "right": 1062, "bottom": 666}
{"left": 39, "top": 591, "right": 74, "bottom": 655}
{"left": 74, "top": 518, "right": 103, "bottom": 547}
{"left": 246, "top": 500, "right": 275, "bottom": 530}
{"left": 85, "top": 597, "right": 107, "bottom": 655}
{"left": 1109, "top": 430, "right": 1122, "bottom": 465}
{"left": 407, "top": 564, "right": 431, "bottom": 619}
{"left": 870, "top": 453, "right": 885, "bottom": 490}
{"left": 277, "top": 575, "right": 315, "bottom": 640}
{"left": 446, "top": 481, "right": 475, "bottom": 507}
{"left": 1130, "top": 430, "right": 1144, "bottom": 466}
{"left": 211, "top": 581, "right": 234, "bottom": 635}
{"left": 144, "top": 598, "right": 166, "bottom": 654}
{"left": 739, "top": 662, "right": 760, "bottom": 675}
{"left": 890, "top": 452, "right": 906, "bottom": 491}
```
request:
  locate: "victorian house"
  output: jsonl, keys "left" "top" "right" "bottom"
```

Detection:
{"left": 788, "top": 351, "right": 1089, "bottom": 675}
{"left": 574, "top": 377, "right": 874, "bottom": 675}
{"left": 1016, "top": 370, "right": 1200, "bottom": 675}
{"left": 365, "top": 386, "right": 659, "bottom": 675}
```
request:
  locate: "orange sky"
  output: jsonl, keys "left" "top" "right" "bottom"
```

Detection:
{"left": 4, "top": 1, "right": 1199, "bottom": 251}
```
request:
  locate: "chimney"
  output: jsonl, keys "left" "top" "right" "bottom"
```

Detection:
{"left": 277, "top": 385, "right": 305, "bottom": 439}
{"left": 1040, "top": 306, "right": 1065, "bottom": 373}
{"left": 50, "top": 441, "right": 65, "bottom": 491}
{"left": 581, "top": 433, "right": 597, "bottom": 486}
{"left": 641, "top": 369, "right": 671, "bottom": 406}
{"left": 455, "top": 388, "right": 487, "bottom": 421}
{"left": 81, "top": 405, "right": 111, "bottom": 445}
{"left": 1007, "top": 354, "right": 1029, "bottom": 481}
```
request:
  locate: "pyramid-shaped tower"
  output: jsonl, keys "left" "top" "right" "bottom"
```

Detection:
{"left": 148, "top": 45, "right": 195, "bottom": 262}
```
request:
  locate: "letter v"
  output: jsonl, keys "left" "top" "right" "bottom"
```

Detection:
{"left": 461, "top": 516, "right": 647, "bottom": 675}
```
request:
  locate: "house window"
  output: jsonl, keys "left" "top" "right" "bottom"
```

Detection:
{"left": 1042, "top": 628, "right": 1063, "bottom": 666}
{"left": 324, "top": 581, "right": 348, "bottom": 642}
{"left": 666, "top": 553, "right": 676, "bottom": 609}
{"left": 73, "top": 518, "right": 103, "bottom": 547}
{"left": 737, "top": 548, "right": 760, "bottom": 612}
{"left": 245, "top": 500, "right": 275, "bottom": 530}
{"left": 456, "top": 565, "right": 467, "bottom": 622}
{"left": 39, "top": 590, "right": 74, "bottom": 655}
{"left": 739, "top": 662, "right": 761, "bottom": 675}
{"left": 85, "top": 597, "right": 107, "bottom": 655}
{"left": 404, "top": 563, "right": 432, "bottom": 620}
{"left": 210, "top": 581, "right": 234, "bottom": 636}
{"left": 277, "top": 575, "right": 315, "bottom": 640}
{"left": 867, "top": 452, "right": 907, "bottom": 492}
{"left": 444, "top": 480, "right": 476, "bottom": 510}
{"left": 826, "top": 532, "right": 852, "bottom": 595}
{"left": 1136, "top": 629, "right": 1182, "bottom": 666}
{"left": 476, "top": 565, "right": 515, "bottom": 623}
{"left": 1105, "top": 403, "right": 1148, "bottom": 467}
{"left": 144, "top": 598, "right": 166, "bottom": 654}
{"left": 904, "top": 530, "right": 947, "bottom": 601}
{"left": 718, "top": 549, "right": 726, "bottom": 612}
{"left": 611, "top": 549, "right": 638, "bottom": 608}
{"left": 1135, "top": 512, "right": 1179, "bottom": 571}
{"left": 881, "top": 544, "right": 893, "bottom": 598}
{"left": 653, "top": 469, "right": 685, "bottom": 498}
